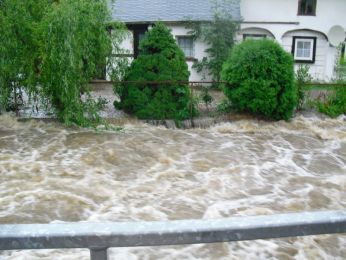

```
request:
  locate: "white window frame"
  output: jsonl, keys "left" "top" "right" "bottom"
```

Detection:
{"left": 292, "top": 36, "right": 316, "bottom": 63}
{"left": 176, "top": 36, "right": 195, "bottom": 59}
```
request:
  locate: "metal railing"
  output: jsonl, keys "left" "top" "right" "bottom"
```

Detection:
{"left": 1, "top": 211, "right": 346, "bottom": 260}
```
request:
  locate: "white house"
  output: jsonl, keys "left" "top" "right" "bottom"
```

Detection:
{"left": 111, "top": 0, "right": 346, "bottom": 82}
{"left": 240, "top": 0, "right": 346, "bottom": 81}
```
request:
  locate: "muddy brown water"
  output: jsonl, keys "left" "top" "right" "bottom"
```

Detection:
{"left": 0, "top": 114, "right": 345, "bottom": 259}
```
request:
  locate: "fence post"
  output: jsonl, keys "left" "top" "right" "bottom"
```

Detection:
{"left": 189, "top": 84, "right": 195, "bottom": 128}
{"left": 90, "top": 248, "right": 108, "bottom": 260}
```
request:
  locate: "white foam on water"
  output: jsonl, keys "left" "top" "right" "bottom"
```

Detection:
{"left": 0, "top": 113, "right": 345, "bottom": 259}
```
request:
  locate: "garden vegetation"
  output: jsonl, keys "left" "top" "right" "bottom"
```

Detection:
{"left": 185, "top": 0, "right": 239, "bottom": 83}
{"left": 114, "top": 22, "right": 195, "bottom": 121}
{"left": 221, "top": 39, "right": 297, "bottom": 120}
{"left": 0, "top": 0, "right": 127, "bottom": 126}
{"left": 317, "top": 45, "right": 346, "bottom": 118}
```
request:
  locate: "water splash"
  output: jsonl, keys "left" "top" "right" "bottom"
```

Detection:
{"left": 0, "top": 113, "right": 345, "bottom": 259}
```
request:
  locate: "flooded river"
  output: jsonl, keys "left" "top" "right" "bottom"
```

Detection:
{"left": 0, "top": 114, "right": 345, "bottom": 259}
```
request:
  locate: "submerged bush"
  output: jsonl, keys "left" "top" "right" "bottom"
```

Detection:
{"left": 317, "top": 88, "right": 346, "bottom": 118}
{"left": 114, "top": 22, "right": 195, "bottom": 121}
{"left": 221, "top": 39, "right": 297, "bottom": 120}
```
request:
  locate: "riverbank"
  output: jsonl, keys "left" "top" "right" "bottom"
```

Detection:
{"left": 16, "top": 82, "right": 341, "bottom": 129}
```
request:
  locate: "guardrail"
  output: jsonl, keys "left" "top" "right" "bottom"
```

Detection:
{"left": 1, "top": 211, "right": 346, "bottom": 260}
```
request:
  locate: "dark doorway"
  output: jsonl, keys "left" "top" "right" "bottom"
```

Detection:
{"left": 127, "top": 24, "right": 150, "bottom": 58}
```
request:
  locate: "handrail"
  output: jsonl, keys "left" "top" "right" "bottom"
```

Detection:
{"left": 1, "top": 210, "right": 346, "bottom": 260}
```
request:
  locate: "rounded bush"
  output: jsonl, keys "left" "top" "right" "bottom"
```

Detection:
{"left": 221, "top": 39, "right": 297, "bottom": 120}
{"left": 114, "top": 22, "right": 194, "bottom": 121}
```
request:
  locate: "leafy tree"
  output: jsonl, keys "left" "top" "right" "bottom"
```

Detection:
{"left": 0, "top": 0, "right": 49, "bottom": 113}
{"left": 114, "top": 22, "right": 195, "bottom": 121}
{"left": 39, "top": 0, "right": 116, "bottom": 125}
{"left": 185, "top": 0, "right": 240, "bottom": 82}
{"left": 0, "top": 0, "right": 127, "bottom": 126}
{"left": 221, "top": 39, "right": 297, "bottom": 120}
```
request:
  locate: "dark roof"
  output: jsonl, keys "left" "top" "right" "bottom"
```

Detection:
{"left": 111, "top": 0, "right": 241, "bottom": 23}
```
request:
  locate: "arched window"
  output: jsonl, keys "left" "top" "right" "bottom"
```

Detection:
{"left": 298, "top": 0, "right": 317, "bottom": 16}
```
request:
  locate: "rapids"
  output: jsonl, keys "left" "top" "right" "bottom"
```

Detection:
{"left": 0, "top": 114, "right": 345, "bottom": 259}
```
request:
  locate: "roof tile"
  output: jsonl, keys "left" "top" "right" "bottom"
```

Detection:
{"left": 111, "top": 0, "right": 241, "bottom": 23}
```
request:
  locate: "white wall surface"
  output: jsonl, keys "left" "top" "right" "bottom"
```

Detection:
{"left": 112, "top": 25, "right": 211, "bottom": 82}
{"left": 112, "top": 0, "right": 345, "bottom": 82}
{"left": 240, "top": 0, "right": 346, "bottom": 80}
{"left": 281, "top": 30, "right": 329, "bottom": 80}
{"left": 241, "top": 0, "right": 346, "bottom": 37}
{"left": 167, "top": 25, "right": 212, "bottom": 81}
{"left": 118, "top": 31, "right": 134, "bottom": 54}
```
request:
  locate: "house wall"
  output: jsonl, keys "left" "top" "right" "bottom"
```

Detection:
{"left": 167, "top": 25, "right": 211, "bottom": 82}
{"left": 240, "top": 0, "right": 346, "bottom": 81}
{"left": 107, "top": 31, "right": 134, "bottom": 81}
{"left": 241, "top": 0, "right": 345, "bottom": 37}
{"left": 112, "top": 0, "right": 345, "bottom": 82}
{"left": 118, "top": 31, "right": 134, "bottom": 54}
{"left": 281, "top": 30, "right": 329, "bottom": 80}
{"left": 110, "top": 25, "right": 211, "bottom": 82}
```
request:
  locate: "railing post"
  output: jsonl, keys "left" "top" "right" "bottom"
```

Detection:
{"left": 90, "top": 248, "right": 108, "bottom": 260}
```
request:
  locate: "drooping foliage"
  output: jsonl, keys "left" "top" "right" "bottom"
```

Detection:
{"left": 40, "top": 0, "right": 115, "bottom": 125}
{"left": 114, "top": 22, "right": 195, "bottom": 121}
{"left": 0, "top": 0, "right": 49, "bottom": 113}
{"left": 221, "top": 39, "right": 297, "bottom": 120}
{"left": 185, "top": 0, "right": 240, "bottom": 82}
{"left": 0, "top": 0, "right": 127, "bottom": 126}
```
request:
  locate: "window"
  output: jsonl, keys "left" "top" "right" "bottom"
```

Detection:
{"left": 138, "top": 32, "right": 146, "bottom": 43}
{"left": 292, "top": 36, "right": 317, "bottom": 63}
{"left": 177, "top": 36, "right": 194, "bottom": 58}
{"left": 134, "top": 29, "right": 147, "bottom": 58}
{"left": 298, "top": 0, "right": 317, "bottom": 16}
{"left": 243, "top": 34, "right": 267, "bottom": 40}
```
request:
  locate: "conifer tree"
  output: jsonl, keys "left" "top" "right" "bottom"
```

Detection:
{"left": 114, "top": 22, "right": 195, "bottom": 121}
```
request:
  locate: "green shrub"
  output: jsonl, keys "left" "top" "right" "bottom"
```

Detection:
{"left": 317, "top": 88, "right": 346, "bottom": 118}
{"left": 200, "top": 86, "right": 214, "bottom": 112}
{"left": 317, "top": 87, "right": 346, "bottom": 119}
{"left": 317, "top": 47, "right": 346, "bottom": 118}
{"left": 295, "top": 64, "right": 312, "bottom": 110}
{"left": 114, "top": 22, "right": 195, "bottom": 121}
{"left": 221, "top": 39, "right": 297, "bottom": 120}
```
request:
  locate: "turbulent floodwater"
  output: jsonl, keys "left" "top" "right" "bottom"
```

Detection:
{"left": 0, "top": 114, "right": 345, "bottom": 259}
